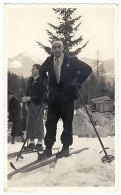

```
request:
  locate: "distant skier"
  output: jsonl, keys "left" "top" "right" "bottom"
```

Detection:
{"left": 8, "top": 90, "right": 24, "bottom": 144}
{"left": 39, "top": 40, "right": 92, "bottom": 159}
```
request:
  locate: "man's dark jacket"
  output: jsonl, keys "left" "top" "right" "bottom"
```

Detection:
{"left": 39, "top": 54, "right": 92, "bottom": 103}
{"left": 9, "top": 96, "right": 22, "bottom": 122}
{"left": 9, "top": 96, "right": 23, "bottom": 136}
{"left": 26, "top": 76, "right": 47, "bottom": 105}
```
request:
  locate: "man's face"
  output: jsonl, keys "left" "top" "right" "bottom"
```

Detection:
{"left": 8, "top": 94, "right": 13, "bottom": 101}
{"left": 52, "top": 43, "right": 64, "bottom": 58}
{"left": 32, "top": 66, "right": 39, "bottom": 77}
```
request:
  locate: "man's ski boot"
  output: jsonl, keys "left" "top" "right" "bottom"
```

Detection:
{"left": 38, "top": 149, "right": 52, "bottom": 160}
{"left": 56, "top": 145, "right": 69, "bottom": 159}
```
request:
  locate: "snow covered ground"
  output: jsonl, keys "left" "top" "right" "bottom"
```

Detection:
{"left": 73, "top": 109, "right": 115, "bottom": 137}
{"left": 6, "top": 120, "right": 116, "bottom": 192}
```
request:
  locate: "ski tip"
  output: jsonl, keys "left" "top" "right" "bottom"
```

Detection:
{"left": 10, "top": 162, "right": 13, "bottom": 166}
{"left": 10, "top": 162, "right": 17, "bottom": 171}
{"left": 10, "top": 162, "right": 14, "bottom": 169}
{"left": 8, "top": 174, "right": 12, "bottom": 180}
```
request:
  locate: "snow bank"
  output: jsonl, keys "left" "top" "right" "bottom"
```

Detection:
{"left": 73, "top": 108, "right": 115, "bottom": 137}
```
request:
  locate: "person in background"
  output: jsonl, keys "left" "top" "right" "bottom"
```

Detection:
{"left": 22, "top": 64, "right": 46, "bottom": 151}
{"left": 39, "top": 40, "right": 92, "bottom": 159}
{"left": 8, "top": 90, "right": 24, "bottom": 144}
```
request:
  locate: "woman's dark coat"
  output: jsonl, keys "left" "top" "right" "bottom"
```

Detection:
{"left": 9, "top": 96, "right": 23, "bottom": 136}
{"left": 26, "top": 76, "right": 47, "bottom": 105}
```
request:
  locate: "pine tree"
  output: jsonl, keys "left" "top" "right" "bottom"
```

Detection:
{"left": 8, "top": 71, "right": 28, "bottom": 101}
{"left": 37, "top": 8, "right": 89, "bottom": 56}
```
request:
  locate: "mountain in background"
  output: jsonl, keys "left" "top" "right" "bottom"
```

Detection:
{"left": 81, "top": 57, "right": 114, "bottom": 73}
{"left": 81, "top": 57, "right": 114, "bottom": 85}
{"left": 8, "top": 52, "right": 43, "bottom": 78}
{"left": 8, "top": 53, "right": 115, "bottom": 84}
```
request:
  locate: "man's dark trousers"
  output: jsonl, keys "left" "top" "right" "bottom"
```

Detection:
{"left": 45, "top": 101, "right": 74, "bottom": 149}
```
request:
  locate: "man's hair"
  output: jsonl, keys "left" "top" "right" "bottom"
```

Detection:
{"left": 52, "top": 40, "right": 63, "bottom": 47}
{"left": 33, "top": 64, "right": 41, "bottom": 71}
{"left": 53, "top": 39, "right": 62, "bottom": 42}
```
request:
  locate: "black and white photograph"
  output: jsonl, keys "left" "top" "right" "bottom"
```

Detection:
{"left": 3, "top": 3, "right": 118, "bottom": 192}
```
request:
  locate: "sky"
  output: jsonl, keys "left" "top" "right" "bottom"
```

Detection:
{"left": 4, "top": 4, "right": 117, "bottom": 62}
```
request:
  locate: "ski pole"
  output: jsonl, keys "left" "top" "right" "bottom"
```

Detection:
{"left": 34, "top": 87, "right": 49, "bottom": 120}
{"left": 16, "top": 137, "right": 27, "bottom": 161}
{"left": 75, "top": 72, "right": 114, "bottom": 163}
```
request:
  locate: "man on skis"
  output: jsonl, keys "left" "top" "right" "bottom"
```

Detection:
{"left": 39, "top": 40, "right": 92, "bottom": 159}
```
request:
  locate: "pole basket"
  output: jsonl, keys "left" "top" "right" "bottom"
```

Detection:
{"left": 101, "top": 155, "right": 115, "bottom": 163}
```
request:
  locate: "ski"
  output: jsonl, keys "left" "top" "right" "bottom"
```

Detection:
{"left": 8, "top": 150, "right": 39, "bottom": 159}
{"left": 8, "top": 147, "right": 89, "bottom": 180}
{"left": 8, "top": 147, "right": 61, "bottom": 159}
{"left": 8, "top": 151, "right": 58, "bottom": 179}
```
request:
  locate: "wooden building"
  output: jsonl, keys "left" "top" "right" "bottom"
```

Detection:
{"left": 91, "top": 96, "right": 114, "bottom": 113}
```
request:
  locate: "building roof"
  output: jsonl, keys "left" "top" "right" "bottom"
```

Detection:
{"left": 91, "top": 96, "right": 112, "bottom": 103}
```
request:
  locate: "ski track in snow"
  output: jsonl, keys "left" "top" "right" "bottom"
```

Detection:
{"left": 7, "top": 121, "right": 115, "bottom": 188}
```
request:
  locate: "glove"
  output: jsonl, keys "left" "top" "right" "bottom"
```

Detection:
{"left": 22, "top": 96, "right": 31, "bottom": 103}
{"left": 71, "top": 79, "right": 82, "bottom": 88}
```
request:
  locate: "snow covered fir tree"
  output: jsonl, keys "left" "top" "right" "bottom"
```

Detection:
{"left": 37, "top": 8, "right": 89, "bottom": 56}
{"left": 37, "top": 8, "right": 114, "bottom": 106}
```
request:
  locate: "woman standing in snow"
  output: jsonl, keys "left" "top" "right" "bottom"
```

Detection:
{"left": 22, "top": 64, "right": 47, "bottom": 151}
{"left": 8, "top": 90, "right": 24, "bottom": 144}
